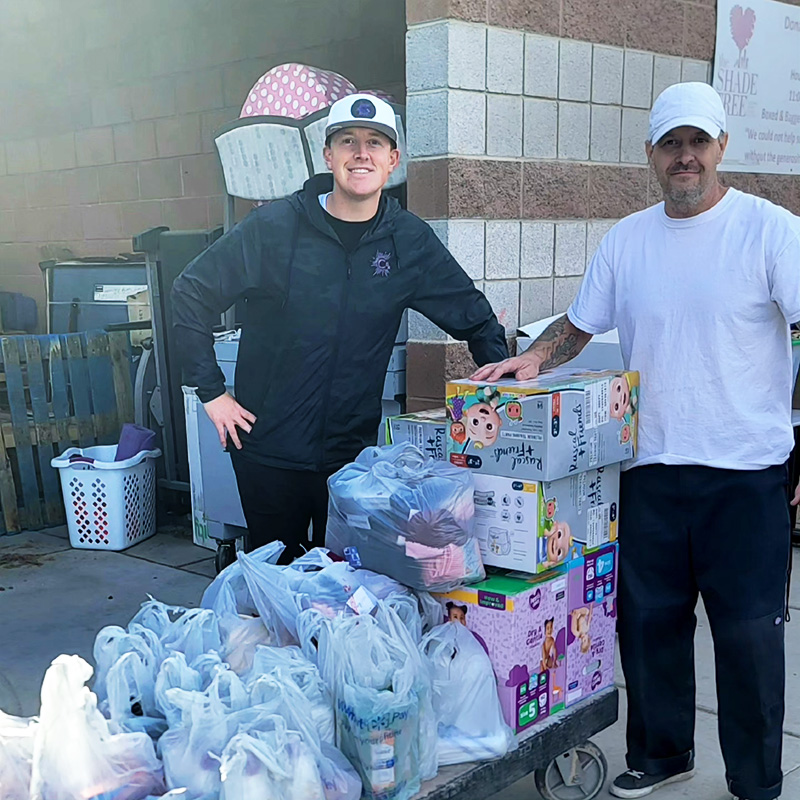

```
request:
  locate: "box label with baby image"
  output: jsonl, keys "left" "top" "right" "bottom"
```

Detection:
{"left": 473, "top": 465, "right": 619, "bottom": 574}
{"left": 435, "top": 570, "right": 568, "bottom": 733}
{"left": 445, "top": 369, "right": 638, "bottom": 482}
{"left": 566, "top": 543, "right": 618, "bottom": 706}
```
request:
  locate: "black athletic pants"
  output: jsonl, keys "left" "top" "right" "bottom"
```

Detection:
{"left": 230, "top": 451, "right": 334, "bottom": 565}
{"left": 618, "top": 463, "right": 791, "bottom": 800}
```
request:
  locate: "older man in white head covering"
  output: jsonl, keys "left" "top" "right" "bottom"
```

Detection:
{"left": 474, "top": 82, "right": 800, "bottom": 800}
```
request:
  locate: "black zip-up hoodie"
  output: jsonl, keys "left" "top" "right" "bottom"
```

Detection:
{"left": 172, "top": 174, "right": 508, "bottom": 471}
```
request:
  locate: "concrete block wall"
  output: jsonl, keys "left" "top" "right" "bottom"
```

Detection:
{"left": 0, "top": 0, "right": 406, "bottom": 320}
{"left": 403, "top": 0, "right": 800, "bottom": 409}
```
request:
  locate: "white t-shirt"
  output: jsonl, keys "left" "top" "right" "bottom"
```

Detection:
{"left": 568, "top": 188, "right": 800, "bottom": 470}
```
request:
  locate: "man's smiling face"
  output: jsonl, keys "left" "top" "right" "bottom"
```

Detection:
{"left": 323, "top": 127, "right": 399, "bottom": 202}
{"left": 646, "top": 125, "right": 728, "bottom": 213}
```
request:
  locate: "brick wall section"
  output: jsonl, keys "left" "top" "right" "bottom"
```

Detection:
{"left": 0, "top": 0, "right": 406, "bottom": 318}
{"left": 407, "top": 0, "right": 800, "bottom": 56}
{"left": 404, "top": 1, "right": 800, "bottom": 409}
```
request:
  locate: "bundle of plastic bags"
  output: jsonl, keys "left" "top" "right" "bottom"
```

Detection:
{"left": 235, "top": 545, "right": 440, "bottom": 647}
{"left": 421, "top": 622, "right": 516, "bottom": 765}
{"left": 317, "top": 602, "right": 437, "bottom": 800}
{"left": 29, "top": 654, "right": 165, "bottom": 800}
{"left": 326, "top": 443, "right": 485, "bottom": 591}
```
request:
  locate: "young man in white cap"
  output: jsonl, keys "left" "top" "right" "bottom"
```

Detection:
{"left": 172, "top": 93, "right": 507, "bottom": 563}
{"left": 473, "top": 81, "right": 800, "bottom": 800}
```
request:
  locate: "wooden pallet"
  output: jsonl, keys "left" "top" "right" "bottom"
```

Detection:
{"left": 0, "top": 331, "right": 134, "bottom": 534}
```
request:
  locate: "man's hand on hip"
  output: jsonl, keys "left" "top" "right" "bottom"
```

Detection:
{"left": 471, "top": 351, "right": 543, "bottom": 382}
{"left": 203, "top": 392, "right": 256, "bottom": 450}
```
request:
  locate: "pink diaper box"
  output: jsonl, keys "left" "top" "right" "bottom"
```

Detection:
{"left": 566, "top": 543, "right": 618, "bottom": 707}
{"left": 435, "top": 569, "right": 568, "bottom": 733}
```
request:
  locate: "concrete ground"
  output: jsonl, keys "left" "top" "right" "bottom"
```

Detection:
{"left": 1, "top": 527, "right": 798, "bottom": 799}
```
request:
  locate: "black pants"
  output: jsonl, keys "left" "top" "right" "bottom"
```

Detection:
{"left": 230, "top": 451, "right": 334, "bottom": 565}
{"left": 618, "top": 464, "right": 791, "bottom": 800}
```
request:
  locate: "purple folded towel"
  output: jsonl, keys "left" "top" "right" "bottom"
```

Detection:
{"left": 115, "top": 423, "right": 157, "bottom": 461}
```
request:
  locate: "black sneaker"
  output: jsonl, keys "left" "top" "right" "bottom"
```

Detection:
{"left": 609, "top": 759, "right": 695, "bottom": 798}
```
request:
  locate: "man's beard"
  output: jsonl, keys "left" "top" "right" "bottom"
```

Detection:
{"left": 663, "top": 183, "right": 708, "bottom": 211}
{"left": 660, "top": 172, "right": 714, "bottom": 213}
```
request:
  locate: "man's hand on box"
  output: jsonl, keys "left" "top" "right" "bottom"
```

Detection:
{"left": 791, "top": 481, "right": 800, "bottom": 507}
{"left": 203, "top": 392, "right": 256, "bottom": 450}
{"left": 471, "top": 352, "right": 543, "bottom": 382}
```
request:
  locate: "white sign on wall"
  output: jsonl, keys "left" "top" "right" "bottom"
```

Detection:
{"left": 713, "top": 0, "right": 800, "bottom": 174}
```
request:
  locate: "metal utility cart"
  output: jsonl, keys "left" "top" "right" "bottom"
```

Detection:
{"left": 415, "top": 687, "right": 617, "bottom": 800}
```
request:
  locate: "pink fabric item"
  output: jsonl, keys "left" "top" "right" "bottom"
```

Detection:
{"left": 239, "top": 63, "right": 357, "bottom": 120}
{"left": 405, "top": 541, "right": 467, "bottom": 587}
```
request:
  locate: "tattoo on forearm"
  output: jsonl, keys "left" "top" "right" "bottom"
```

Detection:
{"left": 530, "top": 316, "right": 587, "bottom": 370}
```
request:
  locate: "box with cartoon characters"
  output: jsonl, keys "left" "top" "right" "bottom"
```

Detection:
{"left": 434, "top": 570, "right": 568, "bottom": 733}
{"left": 566, "top": 543, "right": 618, "bottom": 707}
{"left": 474, "top": 464, "right": 619, "bottom": 574}
{"left": 446, "top": 369, "right": 638, "bottom": 482}
{"left": 386, "top": 408, "right": 447, "bottom": 461}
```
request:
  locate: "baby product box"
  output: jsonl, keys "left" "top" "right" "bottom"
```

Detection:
{"left": 435, "top": 570, "right": 568, "bottom": 733}
{"left": 474, "top": 464, "right": 619, "bottom": 574}
{"left": 566, "top": 543, "right": 618, "bottom": 707}
{"left": 446, "top": 369, "right": 638, "bottom": 482}
{"left": 386, "top": 408, "right": 448, "bottom": 461}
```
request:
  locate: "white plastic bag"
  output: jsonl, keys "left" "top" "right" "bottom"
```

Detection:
{"left": 29, "top": 654, "right": 164, "bottom": 800}
{"left": 248, "top": 645, "right": 334, "bottom": 743}
{"left": 422, "top": 622, "right": 516, "bottom": 765}
{"left": 0, "top": 710, "right": 36, "bottom": 800}
{"left": 219, "top": 726, "right": 325, "bottom": 800}
{"left": 326, "top": 443, "right": 484, "bottom": 591}
{"left": 317, "top": 605, "right": 433, "bottom": 800}
{"left": 106, "top": 651, "right": 167, "bottom": 739}
{"left": 154, "top": 652, "right": 202, "bottom": 727}
{"left": 93, "top": 625, "right": 161, "bottom": 704}
{"left": 201, "top": 540, "right": 285, "bottom": 617}
{"left": 219, "top": 613, "right": 274, "bottom": 674}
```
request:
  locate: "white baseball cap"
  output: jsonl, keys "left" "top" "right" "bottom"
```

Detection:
{"left": 325, "top": 93, "right": 398, "bottom": 144}
{"left": 648, "top": 82, "right": 727, "bottom": 144}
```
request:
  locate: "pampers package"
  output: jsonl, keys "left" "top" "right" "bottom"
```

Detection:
{"left": 434, "top": 570, "right": 567, "bottom": 733}
{"left": 473, "top": 465, "right": 619, "bottom": 574}
{"left": 386, "top": 408, "right": 448, "bottom": 461}
{"left": 566, "top": 543, "right": 618, "bottom": 707}
{"left": 446, "top": 369, "right": 638, "bottom": 482}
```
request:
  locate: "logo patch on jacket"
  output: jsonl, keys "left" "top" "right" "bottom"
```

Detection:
{"left": 371, "top": 250, "right": 392, "bottom": 277}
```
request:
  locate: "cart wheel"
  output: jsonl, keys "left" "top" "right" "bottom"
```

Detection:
{"left": 215, "top": 541, "right": 237, "bottom": 574}
{"left": 534, "top": 741, "right": 607, "bottom": 800}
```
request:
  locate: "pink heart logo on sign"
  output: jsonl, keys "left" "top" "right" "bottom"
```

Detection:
{"left": 730, "top": 5, "right": 756, "bottom": 51}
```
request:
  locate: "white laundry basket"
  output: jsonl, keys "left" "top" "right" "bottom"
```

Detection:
{"left": 51, "top": 445, "right": 161, "bottom": 551}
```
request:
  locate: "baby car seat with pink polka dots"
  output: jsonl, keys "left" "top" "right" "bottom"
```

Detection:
{"left": 214, "top": 63, "right": 406, "bottom": 206}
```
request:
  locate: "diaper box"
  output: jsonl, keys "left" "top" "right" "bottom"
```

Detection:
{"left": 474, "top": 465, "right": 619, "bottom": 574}
{"left": 386, "top": 408, "right": 447, "bottom": 461}
{"left": 446, "top": 369, "right": 638, "bottom": 482}
{"left": 566, "top": 543, "right": 618, "bottom": 707}
{"left": 435, "top": 570, "right": 568, "bottom": 733}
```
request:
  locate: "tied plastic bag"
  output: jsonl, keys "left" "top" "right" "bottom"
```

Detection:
{"left": 219, "top": 614, "right": 274, "bottom": 675}
{"left": 106, "top": 651, "right": 168, "bottom": 740}
{"left": 326, "top": 443, "right": 485, "bottom": 592}
{"left": 0, "top": 710, "right": 37, "bottom": 800}
{"left": 317, "top": 604, "right": 436, "bottom": 800}
{"left": 248, "top": 645, "right": 334, "bottom": 744}
{"left": 154, "top": 653, "right": 202, "bottom": 728}
{"left": 422, "top": 622, "right": 516, "bottom": 765}
{"left": 219, "top": 725, "right": 325, "bottom": 800}
{"left": 29, "top": 654, "right": 164, "bottom": 800}
{"left": 93, "top": 625, "right": 162, "bottom": 705}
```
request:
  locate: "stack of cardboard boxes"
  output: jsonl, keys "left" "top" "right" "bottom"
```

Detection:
{"left": 387, "top": 368, "right": 638, "bottom": 735}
